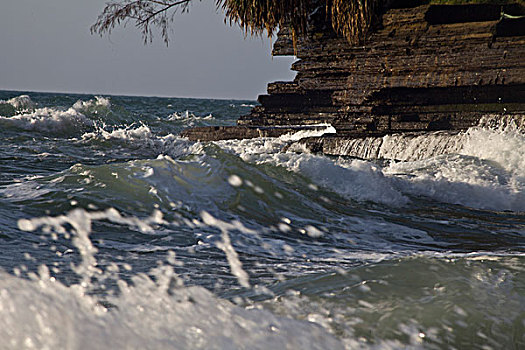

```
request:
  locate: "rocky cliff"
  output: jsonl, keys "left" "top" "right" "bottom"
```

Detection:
{"left": 182, "top": 2, "right": 525, "bottom": 156}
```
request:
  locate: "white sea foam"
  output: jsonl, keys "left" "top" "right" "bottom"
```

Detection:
{"left": 0, "top": 271, "right": 345, "bottom": 350}
{"left": 83, "top": 124, "right": 153, "bottom": 141}
{"left": 378, "top": 131, "right": 464, "bottom": 161}
{"left": 0, "top": 107, "right": 93, "bottom": 134}
{"left": 381, "top": 123, "right": 525, "bottom": 211}
{"left": 377, "top": 122, "right": 525, "bottom": 179}
{"left": 158, "top": 135, "right": 206, "bottom": 158}
{"left": 216, "top": 127, "right": 408, "bottom": 206}
{"left": 82, "top": 123, "right": 204, "bottom": 159}
{"left": 168, "top": 111, "right": 214, "bottom": 127}
{"left": 6, "top": 208, "right": 343, "bottom": 350}
{"left": 4, "top": 95, "right": 36, "bottom": 110}
{"left": 211, "top": 123, "right": 525, "bottom": 211}
{"left": 460, "top": 124, "right": 525, "bottom": 177}
{"left": 200, "top": 211, "right": 253, "bottom": 288}
{"left": 385, "top": 154, "right": 525, "bottom": 211}
{"left": 296, "top": 116, "right": 525, "bottom": 167}
{"left": 268, "top": 153, "right": 408, "bottom": 206}
{"left": 0, "top": 95, "right": 116, "bottom": 134}
{"left": 279, "top": 124, "right": 336, "bottom": 142}
{"left": 72, "top": 96, "right": 111, "bottom": 110}
{"left": 168, "top": 110, "right": 212, "bottom": 121}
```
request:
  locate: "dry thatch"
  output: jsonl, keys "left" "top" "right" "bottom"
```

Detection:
{"left": 91, "top": 0, "right": 383, "bottom": 46}
{"left": 221, "top": 0, "right": 382, "bottom": 44}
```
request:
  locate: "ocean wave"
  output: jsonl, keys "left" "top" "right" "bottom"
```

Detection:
{"left": 72, "top": 96, "right": 111, "bottom": 110}
{"left": 0, "top": 107, "right": 93, "bottom": 135}
{"left": 81, "top": 123, "right": 202, "bottom": 159}
{"left": 1, "top": 148, "right": 439, "bottom": 255}
{"left": 168, "top": 110, "right": 215, "bottom": 127}
{"left": 0, "top": 96, "right": 115, "bottom": 136}
{"left": 3, "top": 92, "right": 523, "bottom": 350}
{"left": 4, "top": 208, "right": 343, "bottom": 350}
{"left": 71, "top": 96, "right": 117, "bottom": 122}
{"left": 261, "top": 253, "right": 525, "bottom": 349}
{"left": 0, "top": 270, "right": 343, "bottom": 349}
{"left": 215, "top": 128, "right": 408, "bottom": 206}
{"left": 9, "top": 207, "right": 522, "bottom": 350}
{"left": 4, "top": 94, "right": 36, "bottom": 110}
{"left": 82, "top": 124, "right": 153, "bottom": 141}
{"left": 386, "top": 154, "right": 525, "bottom": 211}
{"left": 0, "top": 95, "right": 37, "bottom": 117}
{"left": 382, "top": 122, "right": 525, "bottom": 211}
{"left": 263, "top": 153, "right": 408, "bottom": 207}
{"left": 379, "top": 118, "right": 525, "bottom": 178}
{"left": 461, "top": 122, "right": 525, "bottom": 177}
{"left": 211, "top": 124, "right": 525, "bottom": 211}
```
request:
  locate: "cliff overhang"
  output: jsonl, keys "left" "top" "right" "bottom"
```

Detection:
{"left": 182, "top": 2, "right": 525, "bottom": 157}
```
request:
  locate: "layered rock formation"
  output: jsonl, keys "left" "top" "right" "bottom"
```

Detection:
{"left": 182, "top": 2, "right": 525, "bottom": 156}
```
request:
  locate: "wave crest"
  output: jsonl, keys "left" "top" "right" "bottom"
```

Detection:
{"left": 0, "top": 107, "right": 93, "bottom": 135}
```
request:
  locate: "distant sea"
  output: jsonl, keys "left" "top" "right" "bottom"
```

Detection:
{"left": 0, "top": 90, "right": 523, "bottom": 349}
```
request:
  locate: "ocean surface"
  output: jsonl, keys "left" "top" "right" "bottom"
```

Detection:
{"left": 0, "top": 90, "right": 523, "bottom": 349}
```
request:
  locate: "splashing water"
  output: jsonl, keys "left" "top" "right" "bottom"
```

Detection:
{"left": 0, "top": 91, "right": 524, "bottom": 349}
{"left": 6, "top": 208, "right": 343, "bottom": 349}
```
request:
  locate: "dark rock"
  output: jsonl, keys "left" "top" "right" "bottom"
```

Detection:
{"left": 181, "top": 3, "right": 525, "bottom": 155}
{"left": 181, "top": 125, "right": 332, "bottom": 142}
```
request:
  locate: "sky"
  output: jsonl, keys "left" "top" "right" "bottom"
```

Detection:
{"left": 0, "top": 0, "right": 296, "bottom": 100}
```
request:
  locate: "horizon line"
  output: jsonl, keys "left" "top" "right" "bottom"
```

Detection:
{"left": 0, "top": 88, "right": 257, "bottom": 102}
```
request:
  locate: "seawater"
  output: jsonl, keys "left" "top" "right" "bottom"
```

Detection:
{"left": 0, "top": 90, "right": 523, "bottom": 349}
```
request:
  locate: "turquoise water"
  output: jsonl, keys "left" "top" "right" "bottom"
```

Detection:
{"left": 0, "top": 90, "right": 523, "bottom": 349}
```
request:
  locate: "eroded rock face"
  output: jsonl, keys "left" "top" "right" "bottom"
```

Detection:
{"left": 182, "top": 3, "right": 525, "bottom": 155}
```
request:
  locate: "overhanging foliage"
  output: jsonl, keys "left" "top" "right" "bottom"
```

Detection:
{"left": 91, "top": 0, "right": 523, "bottom": 45}
{"left": 91, "top": 0, "right": 382, "bottom": 45}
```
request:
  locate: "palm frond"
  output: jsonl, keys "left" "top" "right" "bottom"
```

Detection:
{"left": 91, "top": 0, "right": 383, "bottom": 45}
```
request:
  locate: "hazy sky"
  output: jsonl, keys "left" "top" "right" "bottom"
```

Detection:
{"left": 0, "top": 1, "right": 296, "bottom": 100}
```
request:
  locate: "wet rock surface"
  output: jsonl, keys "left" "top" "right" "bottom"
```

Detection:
{"left": 182, "top": 3, "right": 525, "bottom": 155}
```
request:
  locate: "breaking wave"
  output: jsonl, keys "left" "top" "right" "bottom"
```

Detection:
{"left": 4, "top": 209, "right": 342, "bottom": 350}
{"left": 208, "top": 123, "right": 524, "bottom": 211}
{"left": 168, "top": 110, "right": 215, "bottom": 127}
{"left": 0, "top": 107, "right": 93, "bottom": 135}
{"left": 1, "top": 91, "right": 524, "bottom": 349}
{"left": 0, "top": 95, "right": 113, "bottom": 136}
{"left": 3, "top": 94, "right": 36, "bottom": 110}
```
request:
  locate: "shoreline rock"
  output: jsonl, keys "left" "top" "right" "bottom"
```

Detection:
{"left": 182, "top": 3, "right": 525, "bottom": 156}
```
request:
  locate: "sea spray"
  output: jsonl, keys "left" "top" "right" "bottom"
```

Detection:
{"left": 1, "top": 91, "right": 524, "bottom": 349}
{"left": 214, "top": 124, "right": 525, "bottom": 211}
{"left": 9, "top": 208, "right": 343, "bottom": 349}
{"left": 216, "top": 127, "right": 408, "bottom": 206}
{"left": 72, "top": 96, "right": 111, "bottom": 111}
{"left": 0, "top": 107, "right": 93, "bottom": 135}
{"left": 6, "top": 95, "right": 36, "bottom": 110}
{"left": 200, "top": 211, "right": 252, "bottom": 288}
{"left": 0, "top": 95, "right": 112, "bottom": 136}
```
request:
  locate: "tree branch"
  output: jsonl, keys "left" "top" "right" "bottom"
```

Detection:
{"left": 137, "top": 0, "right": 192, "bottom": 25}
